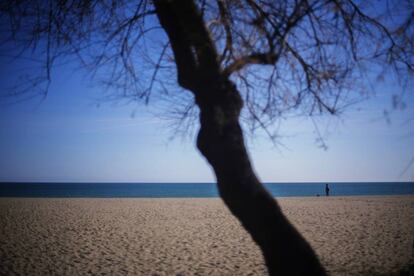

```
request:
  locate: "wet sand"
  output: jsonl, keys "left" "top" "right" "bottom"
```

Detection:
{"left": 0, "top": 196, "right": 413, "bottom": 275}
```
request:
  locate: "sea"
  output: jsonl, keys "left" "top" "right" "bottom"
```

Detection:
{"left": 0, "top": 182, "right": 413, "bottom": 198}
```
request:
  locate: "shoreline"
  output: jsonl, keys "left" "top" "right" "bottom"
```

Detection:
{"left": 1, "top": 196, "right": 413, "bottom": 275}
{"left": 2, "top": 182, "right": 413, "bottom": 198}
{"left": 1, "top": 194, "right": 414, "bottom": 199}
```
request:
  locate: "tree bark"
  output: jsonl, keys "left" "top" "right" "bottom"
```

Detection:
{"left": 195, "top": 79, "right": 326, "bottom": 275}
{"left": 154, "top": 0, "right": 326, "bottom": 275}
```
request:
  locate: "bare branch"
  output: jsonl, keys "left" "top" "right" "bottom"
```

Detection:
{"left": 223, "top": 52, "right": 278, "bottom": 75}
{"left": 1, "top": 0, "right": 413, "bottom": 136}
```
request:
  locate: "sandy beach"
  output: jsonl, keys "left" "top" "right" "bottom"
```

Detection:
{"left": 0, "top": 196, "right": 413, "bottom": 275}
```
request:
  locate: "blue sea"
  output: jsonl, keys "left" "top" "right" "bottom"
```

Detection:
{"left": 0, "top": 182, "right": 413, "bottom": 198}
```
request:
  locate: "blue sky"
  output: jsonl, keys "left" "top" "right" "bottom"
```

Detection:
{"left": 0, "top": 59, "right": 413, "bottom": 183}
{"left": 1, "top": 1, "right": 413, "bottom": 183}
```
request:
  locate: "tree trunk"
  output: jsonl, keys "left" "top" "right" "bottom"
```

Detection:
{"left": 194, "top": 79, "right": 326, "bottom": 276}
{"left": 153, "top": 0, "right": 326, "bottom": 274}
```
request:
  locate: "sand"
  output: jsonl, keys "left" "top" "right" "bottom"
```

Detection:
{"left": 0, "top": 196, "right": 413, "bottom": 275}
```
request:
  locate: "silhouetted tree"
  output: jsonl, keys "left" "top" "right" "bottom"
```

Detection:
{"left": 1, "top": 0, "right": 413, "bottom": 274}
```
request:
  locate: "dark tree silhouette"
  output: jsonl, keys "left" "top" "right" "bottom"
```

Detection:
{"left": 1, "top": 0, "right": 413, "bottom": 274}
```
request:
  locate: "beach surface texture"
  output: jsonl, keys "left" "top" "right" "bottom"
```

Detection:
{"left": 1, "top": 196, "right": 413, "bottom": 275}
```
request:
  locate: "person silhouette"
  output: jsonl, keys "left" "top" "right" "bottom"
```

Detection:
{"left": 325, "top": 184, "right": 330, "bottom": 196}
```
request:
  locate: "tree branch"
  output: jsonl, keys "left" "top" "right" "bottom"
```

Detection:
{"left": 153, "top": 0, "right": 199, "bottom": 90}
{"left": 223, "top": 52, "right": 279, "bottom": 75}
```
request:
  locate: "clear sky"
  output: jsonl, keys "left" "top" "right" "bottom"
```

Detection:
{"left": 0, "top": 55, "right": 413, "bottom": 183}
{"left": 0, "top": 1, "right": 413, "bottom": 183}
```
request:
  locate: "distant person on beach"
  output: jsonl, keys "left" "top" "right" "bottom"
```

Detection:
{"left": 325, "top": 184, "right": 330, "bottom": 196}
